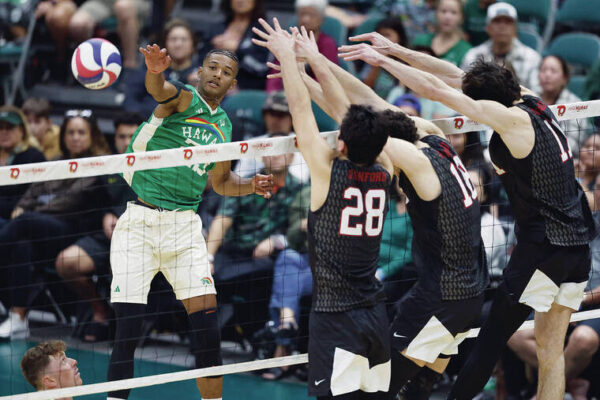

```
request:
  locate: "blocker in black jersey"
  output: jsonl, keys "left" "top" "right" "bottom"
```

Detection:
{"left": 489, "top": 95, "right": 595, "bottom": 312}
{"left": 307, "top": 157, "right": 392, "bottom": 397}
{"left": 391, "top": 134, "right": 488, "bottom": 362}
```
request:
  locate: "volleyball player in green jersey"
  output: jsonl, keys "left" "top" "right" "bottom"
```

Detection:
{"left": 107, "top": 44, "right": 273, "bottom": 400}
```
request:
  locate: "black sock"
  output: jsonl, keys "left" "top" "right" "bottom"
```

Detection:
{"left": 447, "top": 285, "right": 531, "bottom": 400}
{"left": 107, "top": 303, "right": 146, "bottom": 399}
{"left": 388, "top": 350, "right": 422, "bottom": 399}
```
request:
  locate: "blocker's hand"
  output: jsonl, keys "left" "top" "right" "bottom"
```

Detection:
{"left": 338, "top": 43, "right": 388, "bottom": 67}
{"left": 139, "top": 44, "right": 171, "bottom": 74}
{"left": 292, "top": 26, "right": 320, "bottom": 62}
{"left": 265, "top": 61, "right": 306, "bottom": 80}
{"left": 252, "top": 18, "right": 295, "bottom": 60}
{"left": 253, "top": 173, "right": 274, "bottom": 199}
{"left": 347, "top": 31, "right": 397, "bottom": 56}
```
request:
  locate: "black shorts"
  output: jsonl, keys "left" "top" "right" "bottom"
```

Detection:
{"left": 390, "top": 284, "right": 483, "bottom": 364}
{"left": 308, "top": 303, "right": 390, "bottom": 397}
{"left": 75, "top": 233, "right": 111, "bottom": 277}
{"left": 503, "top": 238, "right": 590, "bottom": 312}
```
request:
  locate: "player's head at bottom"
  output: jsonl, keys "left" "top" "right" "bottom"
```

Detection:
{"left": 338, "top": 105, "right": 391, "bottom": 167}
{"left": 21, "top": 340, "right": 82, "bottom": 392}
{"left": 462, "top": 58, "right": 521, "bottom": 108}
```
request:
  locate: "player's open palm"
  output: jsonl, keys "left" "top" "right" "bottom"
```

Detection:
{"left": 252, "top": 18, "right": 295, "bottom": 60}
{"left": 292, "top": 26, "right": 319, "bottom": 61}
{"left": 338, "top": 43, "right": 387, "bottom": 67}
{"left": 139, "top": 44, "right": 171, "bottom": 74}
{"left": 347, "top": 31, "right": 395, "bottom": 56}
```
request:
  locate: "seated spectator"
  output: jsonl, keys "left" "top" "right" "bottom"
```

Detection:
{"left": 34, "top": 0, "right": 77, "bottom": 81}
{"left": 21, "top": 97, "right": 61, "bottom": 160}
{"left": 392, "top": 93, "right": 422, "bottom": 117}
{"left": 124, "top": 19, "right": 200, "bottom": 118}
{"left": 201, "top": 0, "right": 269, "bottom": 90}
{"left": 0, "top": 106, "right": 45, "bottom": 227}
{"left": 536, "top": 55, "right": 589, "bottom": 153}
{"left": 266, "top": 0, "right": 339, "bottom": 92}
{"left": 262, "top": 185, "right": 311, "bottom": 381}
{"left": 0, "top": 0, "right": 33, "bottom": 41}
{"left": 361, "top": 17, "right": 407, "bottom": 99}
{"left": 463, "top": 0, "right": 496, "bottom": 46}
{"left": 577, "top": 133, "right": 600, "bottom": 209}
{"left": 507, "top": 175, "right": 600, "bottom": 400}
{"left": 0, "top": 109, "right": 109, "bottom": 340}
{"left": 369, "top": 0, "right": 435, "bottom": 43}
{"left": 21, "top": 340, "right": 82, "bottom": 394}
{"left": 461, "top": 2, "right": 541, "bottom": 89}
{"left": 55, "top": 112, "right": 142, "bottom": 342}
{"left": 412, "top": 0, "right": 472, "bottom": 66}
{"left": 206, "top": 134, "right": 302, "bottom": 284}
{"left": 234, "top": 91, "right": 309, "bottom": 183}
{"left": 69, "top": 0, "right": 151, "bottom": 75}
{"left": 468, "top": 164, "right": 507, "bottom": 279}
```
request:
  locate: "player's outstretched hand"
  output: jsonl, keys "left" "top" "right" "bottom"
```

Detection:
{"left": 252, "top": 18, "right": 295, "bottom": 60}
{"left": 338, "top": 43, "right": 387, "bottom": 67}
{"left": 253, "top": 173, "right": 274, "bottom": 199}
{"left": 139, "top": 44, "right": 171, "bottom": 74}
{"left": 347, "top": 31, "right": 396, "bottom": 56}
{"left": 266, "top": 61, "right": 306, "bottom": 80}
{"left": 293, "top": 26, "right": 320, "bottom": 62}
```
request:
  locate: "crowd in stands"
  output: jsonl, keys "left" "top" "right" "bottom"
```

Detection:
{"left": 1, "top": 0, "right": 600, "bottom": 398}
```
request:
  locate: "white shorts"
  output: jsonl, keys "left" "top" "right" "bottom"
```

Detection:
{"left": 110, "top": 202, "right": 216, "bottom": 304}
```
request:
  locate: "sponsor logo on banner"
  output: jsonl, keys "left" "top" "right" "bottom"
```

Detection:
{"left": 557, "top": 105, "right": 566, "bottom": 116}
{"left": 454, "top": 117, "right": 464, "bottom": 129}
{"left": 183, "top": 148, "right": 193, "bottom": 160}
{"left": 251, "top": 142, "right": 273, "bottom": 151}
{"left": 240, "top": 142, "right": 248, "bottom": 154}
{"left": 568, "top": 104, "right": 588, "bottom": 113}
{"left": 69, "top": 161, "right": 78, "bottom": 173}
{"left": 126, "top": 155, "right": 136, "bottom": 166}
{"left": 10, "top": 168, "right": 19, "bottom": 179}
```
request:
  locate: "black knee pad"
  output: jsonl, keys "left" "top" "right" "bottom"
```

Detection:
{"left": 188, "top": 308, "right": 222, "bottom": 371}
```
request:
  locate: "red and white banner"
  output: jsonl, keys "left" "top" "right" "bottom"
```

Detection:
{"left": 1, "top": 100, "right": 598, "bottom": 186}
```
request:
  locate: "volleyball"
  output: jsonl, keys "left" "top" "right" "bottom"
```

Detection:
{"left": 71, "top": 38, "right": 122, "bottom": 90}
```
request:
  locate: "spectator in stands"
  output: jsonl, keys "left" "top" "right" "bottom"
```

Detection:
{"left": 234, "top": 91, "right": 309, "bottom": 183}
{"left": 206, "top": 132, "right": 302, "bottom": 303}
{"left": 536, "top": 55, "right": 589, "bottom": 153}
{"left": 266, "top": 0, "right": 339, "bottom": 92}
{"left": 21, "top": 97, "right": 61, "bottom": 160}
{"left": 21, "top": 340, "right": 82, "bottom": 393}
{"left": 461, "top": 2, "right": 541, "bottom": 89}
{"left": 0, "top": 106, "right": 45, "bottom": 227}
{"left": 261, "top": 185, "right": 310, "bottom": 381}
{"left": 392, "top": 93, "right": 421, "bottom": 117}
{"left": 468, "top": 164, "right": 507, "bottom": 278}
{"left": 0, "top": 109, "right": 109, "bottom": 340}
{"left": 412, "top": 0, "right": 472, "bottom": 66}
{"left": 369, "top": 0, "right": 435, "bottom": 43}
{"left": 463, "top": 0, "right": 496, "bottom": 46}
{"left": 201, "top": 0, "right": 269, "bottom": 90}
{"left": 361, "top": 17, "right": 407, "bottom": 99}
{"left": 69, "top": 0, "right": 151, "bottom": 73}
{"left": 578, "top": 133, "right": 600, "bottom": 209}
{"left": 507, "top": 174, "right": 600, "bottom": 400}
{"left": 55, "top": 112, "right": 142, "bottom": 343}
{"left": 124, "top": 19, "right": 200, "bottom": 118}
{"left": 34, "top": 0, "right": 77, "bottom": 80}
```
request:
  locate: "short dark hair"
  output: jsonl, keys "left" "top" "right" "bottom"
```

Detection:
{"left": 21, "top": 340, "right": 66, "bottom": 390}
{"left": 113, "top": 111, "right": 144, "bottom": 131}
{"left": 339, "top": 105, "right": 389, "bottom": 166}
{"left": 375, "top": 16, "right": 408, "bottom": 47}
{"left": 203, "top": 49, "right": 239, "bottom": 65}
{"left": 380, "top": 109, "right": 419, "bottom": 143}
{"left": 462, "top": 58, "right": 521, "bottom": 107}
{"left": 22, "top": 97, "right": 51, "bottom": 119}
{"left": 160, "top": 18, "right": 198, "bottom": 51}
{"left": 542, "top": 54, "right": 570, "bottom": 81}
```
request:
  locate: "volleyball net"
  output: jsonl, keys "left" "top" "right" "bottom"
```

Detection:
{"left": 0, "top": 100, "right": 599, "bottom": 399}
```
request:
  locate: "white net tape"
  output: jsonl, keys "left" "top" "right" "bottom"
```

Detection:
{"left": 1, "top": 101, "right": 598, "bottom": 186}
{"left": 1, "top": 100, "right": 599, "bottom": 399}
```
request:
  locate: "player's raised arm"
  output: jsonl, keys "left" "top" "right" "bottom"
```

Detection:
{"left": 253, "top": 18, "right": 333, "bottom": 175}
{"left": 339, "top": 44, "right": 532, "bottom": 156}
{"left": 347, "top": 31, "right": 464, "bottom": 89}
{"left": 140, "top": 44, "right": 192, "bottom": 116}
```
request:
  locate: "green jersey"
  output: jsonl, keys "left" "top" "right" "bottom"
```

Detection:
{"left": 124, "top": 84, "right": 232, "bottom": 211}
